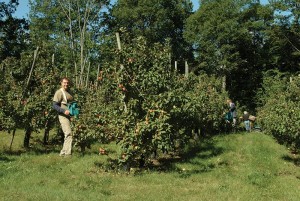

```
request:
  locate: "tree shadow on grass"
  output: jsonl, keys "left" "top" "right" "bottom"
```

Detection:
{"left": 4, "top": 145, "right": 60, "bottom": 156}
{"left": 282, "top": 154, "right": 300, "bottom": 166}
{"left": 25, "top": 138, "right": 61, "bottom": 155}
{"left": 0, "top": 155, "right": 15, "bottom": 162}
{"left": 92, "top": 138, "right": 225, "bottom": 175}
{"left": 29, "top": 147, "right": 59, "bottom": 155}
{"left": 2, "top": 137, "right": 62, "bottom": 156}
{"left": 2, "top": 149, "right": 26, "bottom": 156}
{"left": 149, "top": 138, "right": 224, "bottom": 176}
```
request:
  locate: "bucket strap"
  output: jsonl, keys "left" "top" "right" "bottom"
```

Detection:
{"left": 60, "top": 88, "right": 68, "bottom": 105}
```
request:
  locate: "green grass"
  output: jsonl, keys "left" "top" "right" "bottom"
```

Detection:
{"left": 1, "top": 130, "right": 299, "bottom": 201}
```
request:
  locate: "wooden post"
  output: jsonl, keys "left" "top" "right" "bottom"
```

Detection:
{"left": 169, "top": 53, "right": 172, "bottom": 74}
{"left": 52, "top": 54, "right": 55, "bottom": 66}
{"left": 116, "top": 32, "right": 121, "bottom": 50}
{"left": 20, "top": 46, "right": 39, "bottom": 101}
{"left": 222, "top": 75, "right": 226, "bottom": 91}
{"left": 79, "top": 56, "right": 88, "bottom": 87}
{"left": 185, "top": 61, "right": 189, "bottom": 77}
{"left": 26, "top": 47, "right": 39, "bottom": 87}
{"left": 86, "top": 61, "right": 90, "bottom": 88}
{"left": 116, "top": 32, "right": 124, "bottom": 70}
{"left": 75, "top": 62, "right": 78, "bottom": 87}
{"left": 115, "top": 32, "right": 127, "bottom": 112}
{"left": 175, "top": 61, "right": 177, "bottom": 72}
{"left": 96, "top": 64, "right": 100, "bottom": 88}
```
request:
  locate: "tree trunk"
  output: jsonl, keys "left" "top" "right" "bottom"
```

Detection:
{"left": 9, "top": 129, "right": 16, "bottom": 150}
{"left": 43, "top": 121, "right": 51, "bottom": 145}
{"left": 23, "top": 127, "right": 32, "bottom": 148}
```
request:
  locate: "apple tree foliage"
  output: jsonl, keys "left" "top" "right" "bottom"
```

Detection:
{"left": 0, "top": 47, "right": 61, "bottom": 147}
{"left": 256, "top": 70, "right": 300, "bottom": 151}
{"left": 79, "top": 34, "right": 230, "bottom": 169}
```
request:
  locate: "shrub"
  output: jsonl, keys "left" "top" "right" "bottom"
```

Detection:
{"left": 256, "top": 70, "right": 300, "bottom": 150}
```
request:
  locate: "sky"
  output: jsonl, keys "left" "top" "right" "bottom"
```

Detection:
{"left": 3, "top": 0, "right": 201, "bottom": 18}
{"left": 3, "top": 0, "right": 269, "bottom": 19}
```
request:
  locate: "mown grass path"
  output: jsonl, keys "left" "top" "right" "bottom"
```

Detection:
{"left": 0, "top": 131, "right": 299, "bottom": 201}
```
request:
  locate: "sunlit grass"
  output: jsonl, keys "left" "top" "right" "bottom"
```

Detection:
{"left": 1, "top": 130, "right": 299, "bottom": 201}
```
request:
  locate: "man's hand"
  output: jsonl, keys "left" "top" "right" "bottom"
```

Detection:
{"left": 64, "top": 110, "right": 70, "bottom": 115}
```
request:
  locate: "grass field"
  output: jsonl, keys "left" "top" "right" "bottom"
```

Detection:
{"left": 0, "top": 130, "right": 299, "bottom": 201}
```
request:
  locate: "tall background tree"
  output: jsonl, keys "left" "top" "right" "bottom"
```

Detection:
{"left": 265, "top": 0, "right": 300, "bottom": 73}
{"left": 0, "top": 0, "right": 29, "bottom": 61}
{"left": 227, "top": 1, "right": 274, "bottom": 110}
{"left": 104, "top": 0, "right": 194, "bottom": 72}
{"left": 29, "top": 0, "right": 109, "bottom": 86}
{"left": 184, "top": 0, "right": 254, "bottom": 108}
{"left": 184, "top": 0, "right": 299, "bottom": 111}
